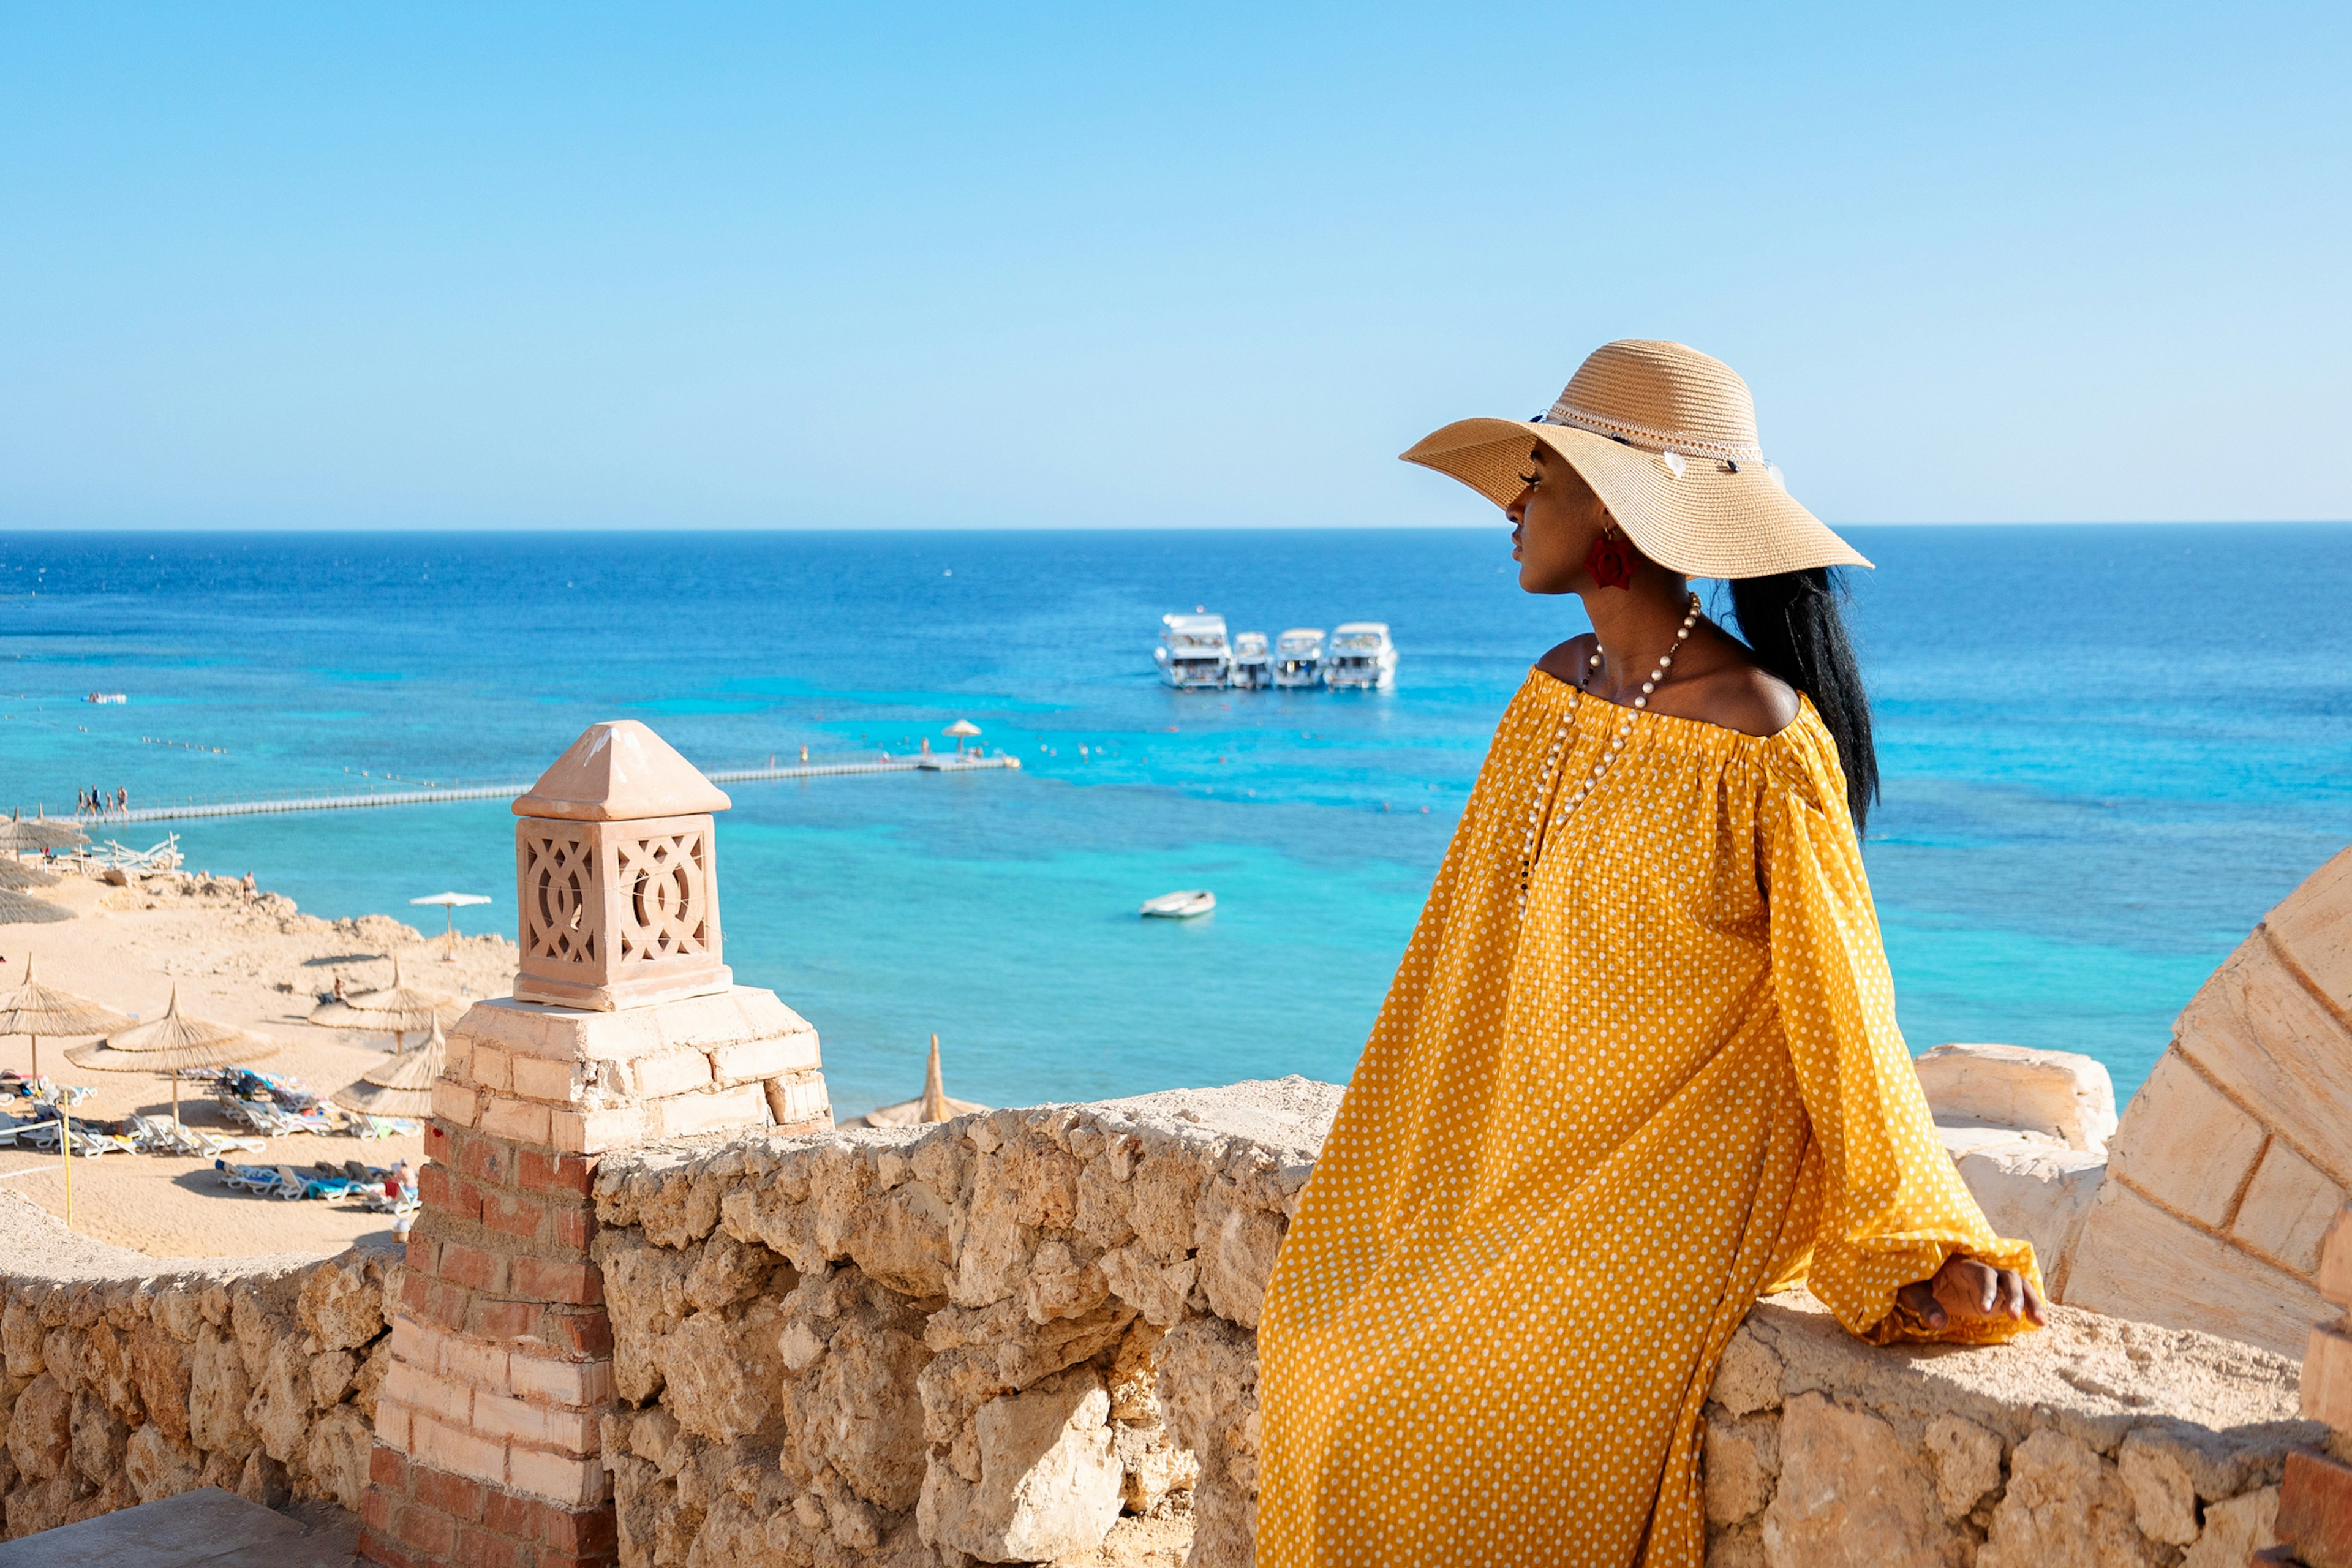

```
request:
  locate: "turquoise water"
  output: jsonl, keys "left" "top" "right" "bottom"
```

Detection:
{"left": 4, "top": 527, "right": 2347, "bottom": 1114}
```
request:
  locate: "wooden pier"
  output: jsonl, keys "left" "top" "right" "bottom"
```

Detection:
{"left": 48, "top": 753, "right": 1020, "bottom": 826}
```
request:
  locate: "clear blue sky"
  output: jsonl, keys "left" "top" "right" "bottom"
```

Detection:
{"left": 3, "top": 3, "right": 2345, "bottom": 530}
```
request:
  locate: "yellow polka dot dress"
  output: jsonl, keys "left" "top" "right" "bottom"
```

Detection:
{"left": 1256, "top": 672, "right": 2039, "bottom": 1568}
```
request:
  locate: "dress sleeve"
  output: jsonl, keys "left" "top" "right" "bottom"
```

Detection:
{"left": 1763, "top": 728, "right": 2041, "bottom": 1345}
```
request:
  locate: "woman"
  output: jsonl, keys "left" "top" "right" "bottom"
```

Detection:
{"left": 1256, "top": 341, "right": 2042, "bottom": 1568}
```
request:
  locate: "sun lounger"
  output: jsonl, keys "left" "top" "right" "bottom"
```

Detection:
{"left": 215, "top": 1159, "right": 308, "bottom": 1199}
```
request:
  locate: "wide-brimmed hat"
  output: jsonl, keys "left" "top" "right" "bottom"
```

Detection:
{"left": 1400, "top": 339, "right": 1871, "bottom": 578}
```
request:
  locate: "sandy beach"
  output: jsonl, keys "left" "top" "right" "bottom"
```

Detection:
{"left": 1, "top": 869, "right": 517, "bottom": 1259}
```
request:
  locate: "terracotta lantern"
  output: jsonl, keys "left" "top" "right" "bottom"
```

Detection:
{"left": 510, "top": 720, "right": 734, "bottom": 1010}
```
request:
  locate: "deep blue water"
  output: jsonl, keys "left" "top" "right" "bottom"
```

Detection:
{"left": 4, "top": 527, "right": 2347, "bottom": 1114}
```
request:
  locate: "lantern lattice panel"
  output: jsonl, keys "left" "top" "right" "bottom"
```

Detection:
{"left": 520, "top": 827, "right": 601, "bottom": 969}
{"left": 612, "top": 828, "right": 713, "bottom": 965}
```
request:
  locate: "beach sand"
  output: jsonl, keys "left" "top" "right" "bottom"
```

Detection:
{"left": 1, "top": 870, "right": 517, "bottom": 1259}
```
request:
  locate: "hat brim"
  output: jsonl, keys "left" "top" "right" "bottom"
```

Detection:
{"left": 1400, "top": 417, "right": 1872, "bottom": 578}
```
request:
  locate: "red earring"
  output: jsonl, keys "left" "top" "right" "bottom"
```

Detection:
{"left": 1584, "top": 521, "right": 1637, "bottom": 589}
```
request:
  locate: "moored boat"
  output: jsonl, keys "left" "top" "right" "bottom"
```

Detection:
{"left": 1230, "top": 631, "right": 1272, "bottom": 689}
{"left": 1139, "top": 889, "right": 1216, "bottom": 919}
{"left": 1324, "top": 622, "right": 1396, "bottom": 689}
{"left": 1273, "top": 628, "right": 1325, "bottom": 688}
{"left": 1154, "top": 612, "right": 1232, "bottom": 689}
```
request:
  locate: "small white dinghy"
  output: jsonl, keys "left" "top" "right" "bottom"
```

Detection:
{"left": 1140, "top": 889, "right": 1216, "bottom": 919}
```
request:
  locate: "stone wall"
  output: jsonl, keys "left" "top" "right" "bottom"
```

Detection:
{"left": 2067, "top": 846, "right": 2352, "bottom": 1357}
{"left": 0, "top": 1189, "right": 393, "bottom": 1540}
{"left": 584, "top": 1080, "right": 2321, "bottom": 1568}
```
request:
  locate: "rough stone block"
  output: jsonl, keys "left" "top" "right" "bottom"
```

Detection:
{"left": 508, "top": 1054, "right": 580, "bottom": 1105}
{"left": 479, "top": 1095, "right": 554, "bottom": 1146}
{"left": 1917, "top": 1042, "right": 2119, "bottom": 1152}
{"left": 2324, "top": 1206, "right": 2352, "bottom": 1306}
{"left": 2305, "top": 1323, "right": 2352, "bottom": 1429}
{"left": 2264, "top": 843, "right": 2352, "bottom": 1016}
{"left": 2105, "top": 1050, "right": 2267, "bottom": 1227}
{"left": 1760, "top": 1391, "right": 1953, "bottom": 1567}
{"left": 2068, "top": 1179, "right": 2333, "bottom": 1357}
{"left": 1948, "top": 1138, "right": 2106, "bottom": 1291}
{"left": 632, "top": 1048, "right": 712, "bottom": 1099}
{"left": 2278, "top": 1447, "right": 2352, "bottom": 1568}
{"left": 2174, "top": 938, "right": 2352, "bottom": 1196}
{"left": 2234, "top": 1139, "right": 2346, "bottom": 1276}
{"left": 918, "top": 1377, "right": 1125, "bottom": 1563}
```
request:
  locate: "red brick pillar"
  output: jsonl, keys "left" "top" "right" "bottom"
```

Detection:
{"left": 358, "top": 722, "right": 831, "bottom": 1568}
{"left": 2265, "top": 1207, "right": 2352, "bottom": 1568}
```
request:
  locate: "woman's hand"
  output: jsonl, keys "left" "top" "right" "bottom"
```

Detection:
{"left": 1896, "top": 1254, "right": 2046, "bottom": 1332}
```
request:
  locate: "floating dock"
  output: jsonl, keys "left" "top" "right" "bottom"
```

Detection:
{"left": 42, "top": 754, "right": 1019, "bottom": 826}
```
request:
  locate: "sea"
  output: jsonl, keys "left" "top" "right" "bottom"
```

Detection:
{"left": 4, "top": 527, "right": 2348, "bottom": 1116}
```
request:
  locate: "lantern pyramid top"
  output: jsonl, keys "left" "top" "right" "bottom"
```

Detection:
{"left": 511, "top": 720, "right": 732, "bottom": 821}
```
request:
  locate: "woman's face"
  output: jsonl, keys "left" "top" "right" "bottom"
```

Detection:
{"left": 1505, "top": 442, "right": 1611, "bottom": 595}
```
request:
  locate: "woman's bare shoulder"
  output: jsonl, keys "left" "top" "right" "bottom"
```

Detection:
{"left": 1533, "top": 633, "right": 1597, "bottom": 685}
{"left": 1668, "top": 655, "right": 1800, "bottom": 737}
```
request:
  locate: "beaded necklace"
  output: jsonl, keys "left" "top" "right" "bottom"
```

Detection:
{"left": 1518, "top": 593, "right": 1705, "bottom": 908}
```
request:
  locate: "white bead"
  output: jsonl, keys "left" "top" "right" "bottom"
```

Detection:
{"left": 1640, "top": 681, "right": 1654, "bottom": 693}
{"left": 1657, "top": 655, "right": 1672, "bottom": 668}
{"left": 1632, "top": 697, "right": 1646, "bottom": 708}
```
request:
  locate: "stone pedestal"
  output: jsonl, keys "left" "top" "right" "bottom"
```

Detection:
{"left": 358, "top": 722, "right": 832, "bottom": 1568}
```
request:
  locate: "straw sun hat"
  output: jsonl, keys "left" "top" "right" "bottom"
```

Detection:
{"left": 1401, "top": 339, "right": 1871, "bottom": 578}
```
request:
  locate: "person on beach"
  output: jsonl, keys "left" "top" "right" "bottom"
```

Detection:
{"left": 1256, "top": 341, "right": 2041, "bottom": 1568}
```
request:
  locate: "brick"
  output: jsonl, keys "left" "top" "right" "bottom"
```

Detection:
{"left": 406, "top": 1235, "right": 437, "bottom": 1275}
{"left": 549, "top": 1105, "right": 646, "bottom": 1155}
{"left": 424, "top": 1167, "right": 483, "bottom": 1224}
{"left": 426, "top": 1121, "right": 452, "bottom": 1158}
{"left": 2308, "top": 1324, "right": 2352, "bottom": 1430}
{"left": 537, "top": 1308, "right": 612, "bottom": 1358}
{"left": 482, "top": 1095, "right": 556, "bottom": 1145}
{"left": 405, "top": 1276, "right": 472, "bottom": 1336}
{"left": 432, "top": 1080, "right": 481, "bottom": 1129}
{"left": 456, "top": 1525, "right": 529, "bottom": 1568}
{"left": 459, "top": 1130, "right": 516, "bottom": 1186}
{"left": 543, "top": 1507, "right": 619, "bottom": 1555}
{"left": 482, "top": 1488, "right": 541, "bottom": 1541}
{"left": 472, "top": 1297, "right": 538, "bottom": 1341}
{"left": 357, "top": 1528, "right": 419, "bottom": 1568}
{"left": 540, "top": 1551, "right": 622, "bottom": 1568}
{"left": 483, "top": 1189, "right": 546, "bottom": 1241}
{"left": 507, "top": 1355, "right": 614, "bottom": 1409}
{"left": 655, "top": 1082, "right": 767, "bottom": 1139}
{"left": 396, "top": 1498, "right": 458, "bottom": 1558}
{"left": 383, "top": 1360, "right": 473, "bottom": 1427}
{"left": 440, "top": 1331, "right": 513, "bottom": 1392}
{"left": 2107, "top": 1050, "right": 2268, "bottom": 1227}
{"left": 2323, "top": 1205, "right": 2352, "bottom": 1306}
{"left": 371, "top": 1442, "right": 409, "bottom": 1490}
{"left": 436, "top": 1242, "right": 512, "bottom": 1295}
{"left": 362, "top": 1487, "right": 396, "bottom": 1534}
{"left": 518, "top": 1150, "right": 597, "bottom": 1197}
{"left": 507, "top": 1444, "right": 610, "bottom": 1507}
{"left": 477, "top": 1391, "right": 599, "bottom": 1455}
{"left": 2279, "top": 1447, "right": 2352, "bottom": 1568}
{"left": 514, "top": 1257, "right": 603, "bottom": 1306}
{"left": 633, "top": 1047, "right": 712, "bottom": 1099}
{"left": 511, "top": 1054, "right": 582, "bottom": 1104}
{"left": 375, "top": 1399, "right": 415, "bottom": 1453}
{"left": 764, "top": 1074, "right": 831, "bottom": 1126}
{"left": 410, "top": 1411, "right": 508, "bottom": 1488}
{"left": 470, "top": 1043, "right": 513, "bottom": 1093}
{"left": 413, "top": 1464, "right": 489, "bottom": 1523}
{"left": 709, "top": 1031, "right": 815, "bottom": 1082}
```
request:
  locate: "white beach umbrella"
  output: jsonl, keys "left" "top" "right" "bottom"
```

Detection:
{"left": 411, "top": 891, "right": 492, "bottom": 952}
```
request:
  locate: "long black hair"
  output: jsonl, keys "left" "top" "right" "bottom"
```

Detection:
{"left": 1725, "top": 569, "right": 1879, "bottom": 834}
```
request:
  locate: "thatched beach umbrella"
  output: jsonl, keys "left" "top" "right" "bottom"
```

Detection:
{"left": 0, "top": 861, "right": 61, "bottom": 891}
{"left": 943, "top": 719, "right": 981, "bottom": 754}
{"left": 331, "top": 1023, "right": 445, "bottom": 1121}
{"left": 858, "top": 1033, "right": 989, "bottom": 1128}
{"left": 0, "top": 889, "right": 71, "bottom": 925}
{"left": 66, "top": 985, "right": 281, "bottom": 1131}
{"left": 0, "top": 956, "right": 132, "bottom": 1079}
{"left": 0, "top": 814, "right": 88, "bottom": 854}
{"left": 314, "top": 957, "right": 462, "bottom": 1049}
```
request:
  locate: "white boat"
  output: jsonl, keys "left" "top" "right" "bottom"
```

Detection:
{"left": 1229, "top": 631, "right": 1272, "bottom": 689}
{"left": 1153, "top": 612, "right": 1231, "bottom": 689}
{"left": 1273, "top": 628, "right": 1325, "bottom": 688}
{"left": 1325, "top": 622, "right": 1397, "bottom": 690}
{"left": 1140, "top": 889, "right": 1216, "bottom": 919}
